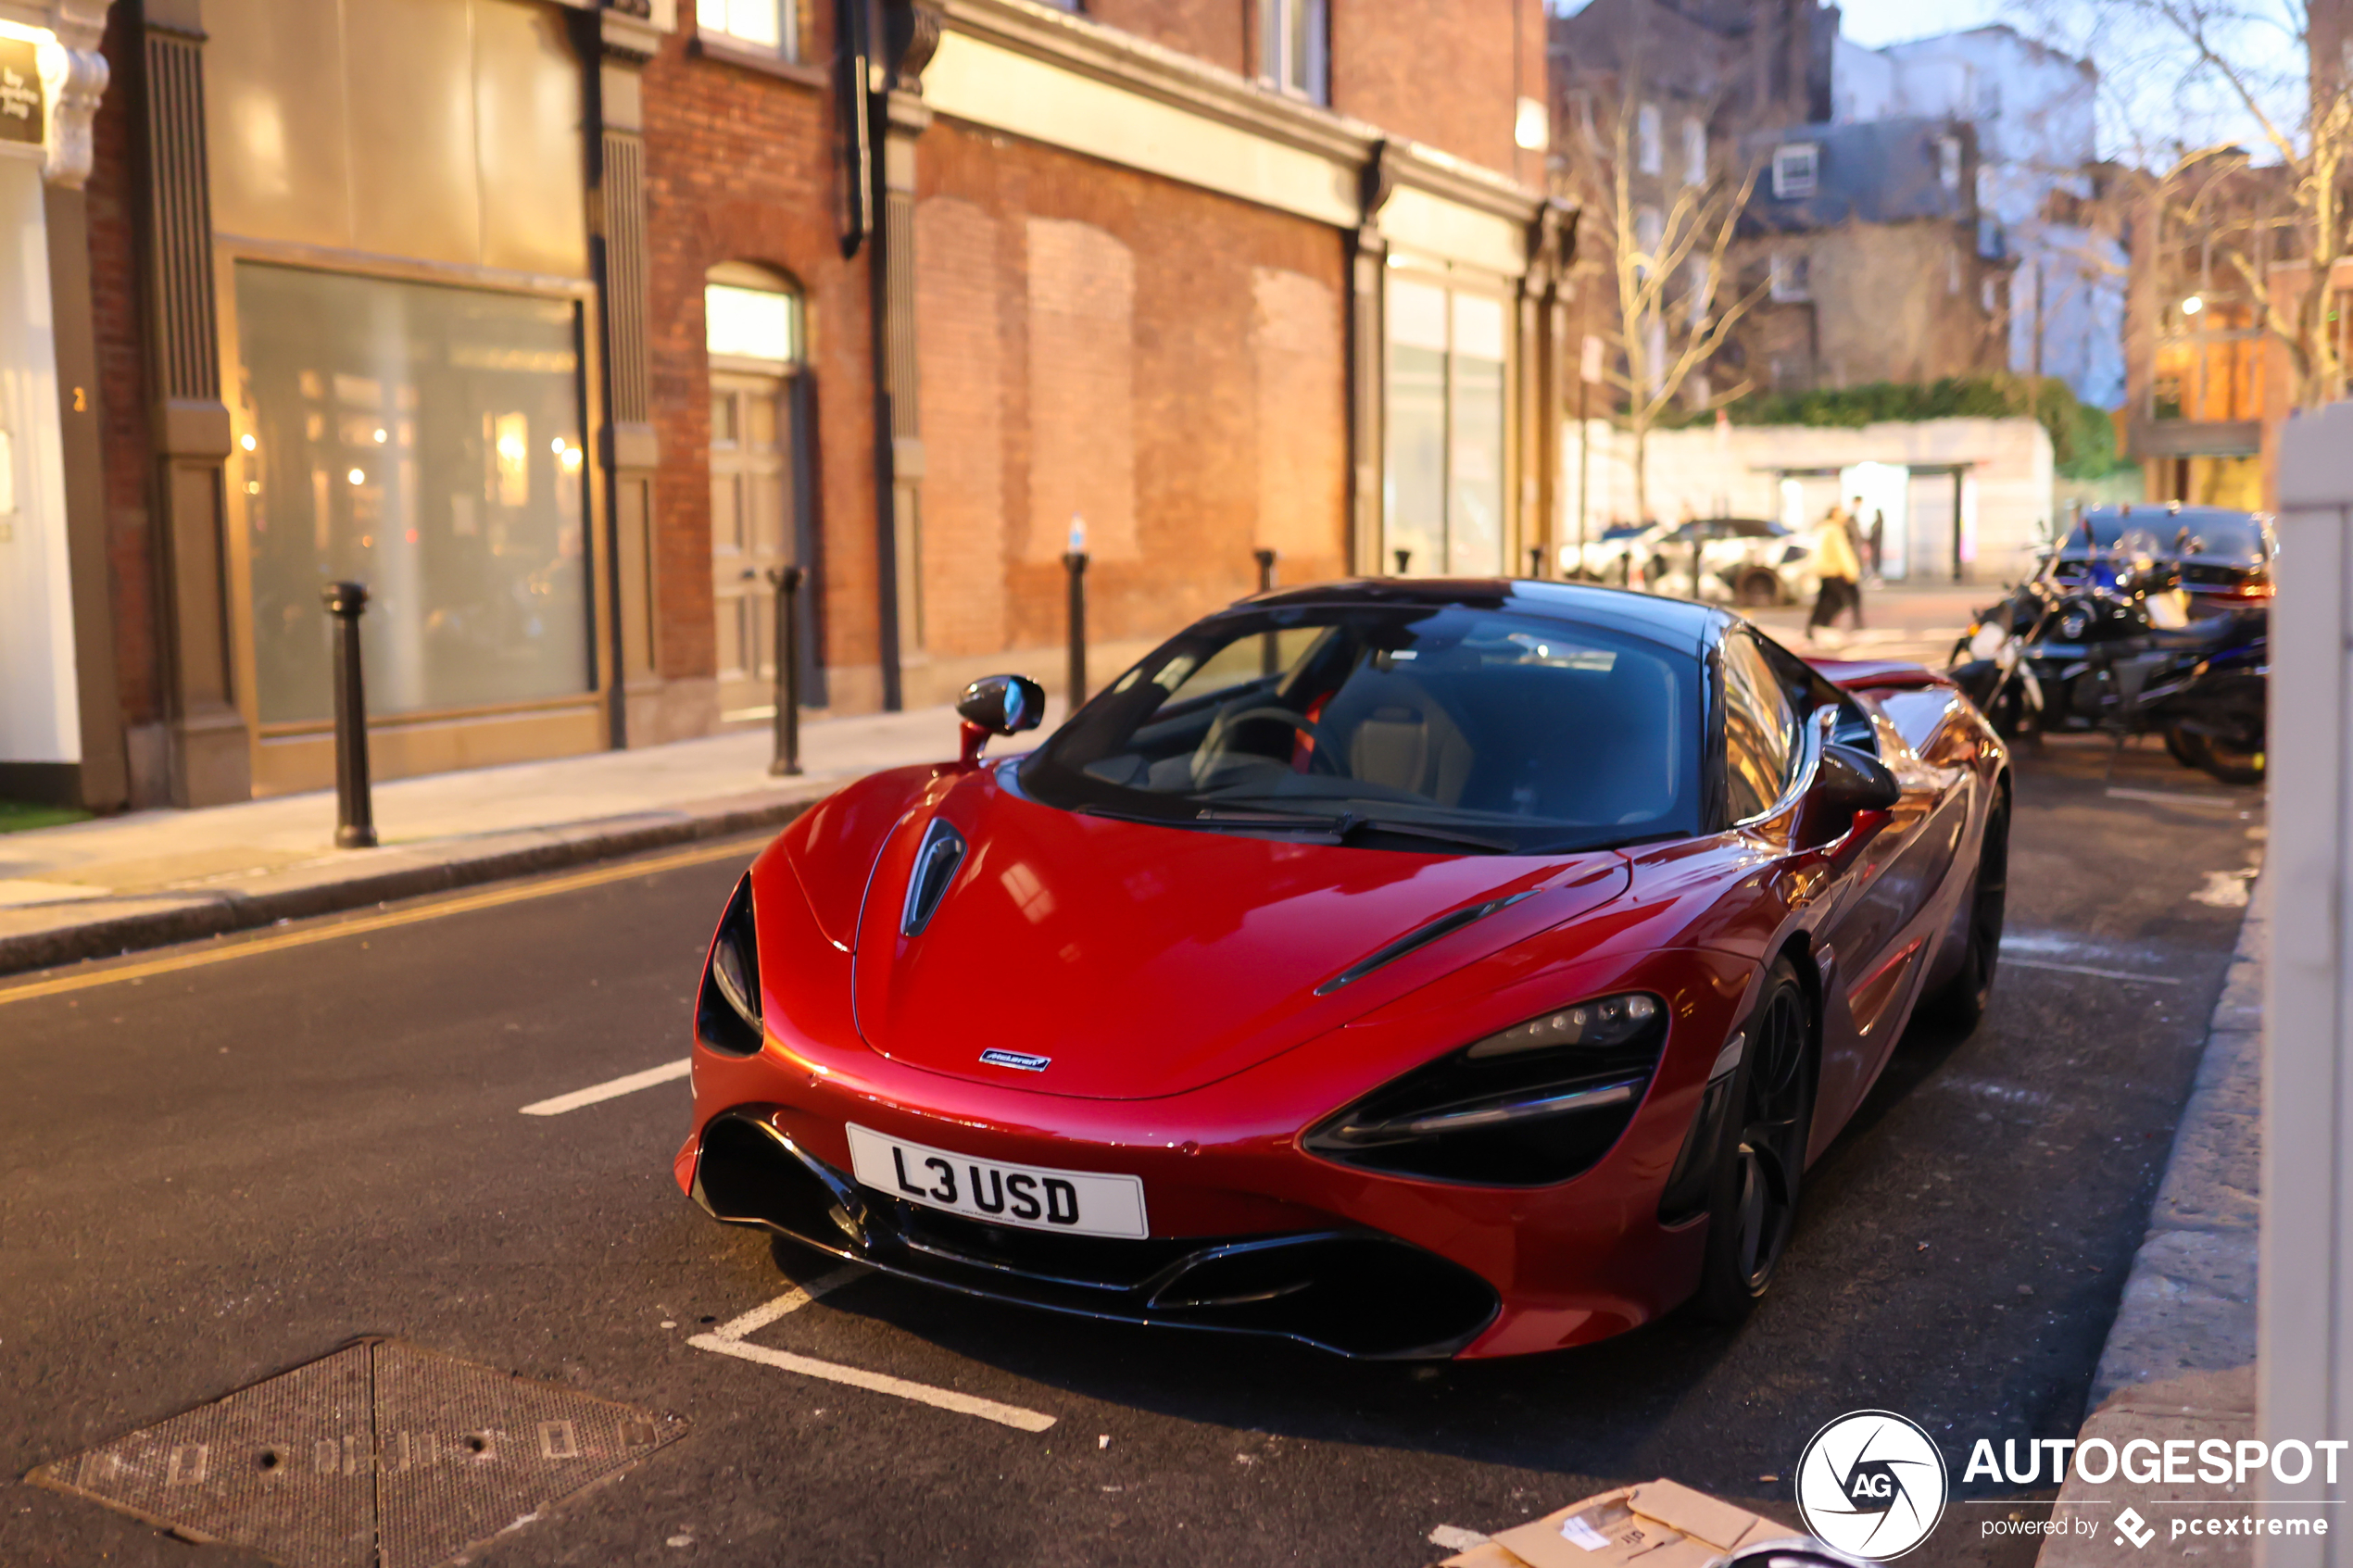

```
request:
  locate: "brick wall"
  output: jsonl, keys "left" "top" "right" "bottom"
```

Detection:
{"left": 1334, "top": 0, "right": 1546, "bottom": 186}
{"left": 638, "top": 23, "right": 877, "bottom": 706}
{"left": 1084, "top": 0, "right": 1244, "bottom": 75}
{"left": 88, "top": 6, "right": 157, "bottom": 728}
{"left": 913, "top": 118, "right": 1348, "bottom": 674}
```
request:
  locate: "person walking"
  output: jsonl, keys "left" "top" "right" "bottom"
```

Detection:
{"left": 1843, "top": 495, "right": 1869, "bottom": 629}
{"left": 1806, "top": 502, "right": 1863, "bottom": 643}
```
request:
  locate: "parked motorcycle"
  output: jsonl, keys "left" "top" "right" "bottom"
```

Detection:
{"left": 1948, "top": 529, "right": 2267, "bottom": 785}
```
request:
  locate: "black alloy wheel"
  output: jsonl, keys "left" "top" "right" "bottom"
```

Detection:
{"left": 1926, "top": 793, "right": 2008, "bottom": 1031}
{"left": 1692, "top": 957, "right": 1817, "bottom": 1323}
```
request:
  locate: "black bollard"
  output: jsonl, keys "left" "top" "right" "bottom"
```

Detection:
{"left": 1392, "top": 547, "right": 1412, "bottom": 575}
{"left": 1063, "top": 546, "right": 1089, "bottom": 710}
{"left": 767, "top": 563, "right": 805, "bottom": 777}
{"left": 321, "top": 581, "right": 376, "bottom": 849}
{"left": 1253, "top": 548, "right": 1280, "bottom": 675}
{"left": 1529, "top": 545, "right": 1545, "bottom": 580}
{"left": 1691, "top": 535, "right": 1704, "bottom": 600}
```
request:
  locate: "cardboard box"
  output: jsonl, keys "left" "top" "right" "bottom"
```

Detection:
{"left": 1438, "top": 1479, "right": 1801, "bottom": 1568}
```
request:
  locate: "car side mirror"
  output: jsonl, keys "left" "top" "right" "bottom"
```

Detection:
{"left": 1801, "top": 742, "right": 1901, "bottom": 856}
{"left": 956, "top": 674, "right": 1046, "bottom": 767}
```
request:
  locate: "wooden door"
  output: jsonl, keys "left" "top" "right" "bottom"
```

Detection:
{"left": 711, "top": 370, "right": 795, "bottom": 720}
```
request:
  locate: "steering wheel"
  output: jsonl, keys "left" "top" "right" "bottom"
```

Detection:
{"left": 1193, "top": 703, "right": 1334, "bottom": 783}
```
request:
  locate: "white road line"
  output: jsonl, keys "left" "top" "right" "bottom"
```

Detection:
{"left": 687, "top": 1334, "right": 1057, "bottom": 1431}
{"left": 689, "top": 1265, "right": 1056, "bottom": 1433}
{"left": 2105, "top": 786, "right": 2244, "bottom": 808}
{"left": 707, "top": 1264, "right": 866, "bottom": 1339}
{"left": 2004, "top": 957, "right": 2183, "bottom": 985}
{"left": 519, "top": 1059, "right": 690, "bottom": 1116}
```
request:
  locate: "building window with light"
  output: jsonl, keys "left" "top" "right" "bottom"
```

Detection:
{"left": 233, "top": 265, "right": 592, "bottom": 724}
{"left": 1637, "top": 103, "right": 1662, "bottom": 175}
{"left": 1771, "top": 143, "right": 1817, "bottom": 199}
{"left": 698, "top": 0, "right": 797, "bottom": 57}
{"left": 1258, "top": 0, "right": 1327, "bottom": 104}
{"left": 1682, "top": 116, "right": 1706, "bottom": 186}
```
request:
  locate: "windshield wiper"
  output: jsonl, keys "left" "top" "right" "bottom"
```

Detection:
{"left": 1202, "top": 802, "right": 1517, "bottom": 852}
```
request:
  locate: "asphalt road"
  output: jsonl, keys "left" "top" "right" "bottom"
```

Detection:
{"left": 0, "top": 734, "right": 2263, "bottom": 1568}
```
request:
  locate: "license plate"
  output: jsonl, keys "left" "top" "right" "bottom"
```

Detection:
{"left": 844, "top": 1124, "right": 1149, "bottom": 1239}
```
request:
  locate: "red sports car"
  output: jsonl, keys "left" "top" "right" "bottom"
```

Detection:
{"left": 675, "top": 580, "right": 2008, "bottom": 1359}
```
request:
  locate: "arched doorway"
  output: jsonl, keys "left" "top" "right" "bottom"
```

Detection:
{"left": 705, "top": 263, "right": 820, "bottom": 719}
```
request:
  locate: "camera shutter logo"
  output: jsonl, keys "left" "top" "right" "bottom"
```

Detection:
{"left": 1795, "top": 1410, "right": 1949, "bottom": 1560}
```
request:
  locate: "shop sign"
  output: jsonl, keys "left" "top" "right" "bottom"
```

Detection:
{"left": 0, "top": 39, "right": 43, "bottom": 146}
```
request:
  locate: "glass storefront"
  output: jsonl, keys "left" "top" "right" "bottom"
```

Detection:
{"left": 1383, "top": 272, "right": 1508, "bottom": 576}
{"left": 234, "top": 264, "right": 592, "bottom": 724}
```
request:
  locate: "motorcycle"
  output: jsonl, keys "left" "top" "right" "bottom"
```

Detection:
{"left": 1948, "top": 529, "right": 2267, "bottom": 785}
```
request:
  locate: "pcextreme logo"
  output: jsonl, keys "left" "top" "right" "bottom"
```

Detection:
{"left": 1795, "top": 1411, "right": 1951, "bottom": 1561}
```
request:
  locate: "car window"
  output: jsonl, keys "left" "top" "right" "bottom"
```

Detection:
{"left": 1721, "top": 632, "right": 1796, "bottom": 822}
{"left": 1021, "top": 603, "right": 1705, "bottom": 853}
{"left": 1728, "top": 518, "right": 1775, "bottom": 538}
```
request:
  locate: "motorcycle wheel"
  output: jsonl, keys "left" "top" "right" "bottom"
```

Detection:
{"left": 2178, "top": 729, "right": 2266, "bottom": 786}
{"left": 2163, "top": 724, "right": 2200, "bottom": 768}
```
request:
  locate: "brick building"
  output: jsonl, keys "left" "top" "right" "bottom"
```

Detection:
{"left": 5, "top": 0, "right": 1567, "bottom": 812}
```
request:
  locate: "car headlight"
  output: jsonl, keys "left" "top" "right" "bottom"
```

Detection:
{"left": 1303, "top": 992, "right": 1667, "bottom": 1186}
{"left": 698, "top": 872, "right": 763, "bottom": 1056}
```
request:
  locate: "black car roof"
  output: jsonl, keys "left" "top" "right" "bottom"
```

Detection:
{"left": 1230, "top": 577, "right": 1730, "bottom": 658}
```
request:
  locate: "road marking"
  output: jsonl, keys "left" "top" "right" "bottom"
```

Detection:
{"left": 2105, "top": 786, "right": 2245, "bottom": 808}
{"left": 520, "top": 1059, "right": 691, "bottom": 1116}
{"left": 0, "top": 835, "right": 762, "bottom": 1008}
{"left": 2004, "top": 957, "right": 2183, "bottom": 985}
{"left": 689, "top": 1264, "right": 1056, "bottom": 1433}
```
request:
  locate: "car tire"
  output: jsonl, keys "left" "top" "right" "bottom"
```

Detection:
{"left": 2163, "top": 723, "right": 2200, "bottom": 768}
{"left": 2173, "top": 727, "right": 2266, "bottom": 786}
{"left": 1736, "top": 571, "right": 1780, "bottom": 608}
{"left": 1924, "top": 791, "right": 2008, "bottom": 1032}
{"left": 1692, "top": 956, "right": 1817, "bottom": 1324}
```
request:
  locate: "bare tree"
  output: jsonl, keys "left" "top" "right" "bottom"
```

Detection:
{"left": 1554, "top": 78, "right": 1768, "bottom": 528}
{"left": 2016, "top": 0, "right": 2352, "bottom": 409}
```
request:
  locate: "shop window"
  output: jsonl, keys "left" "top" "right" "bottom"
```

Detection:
{"left": 698, "top": 0, "right": 796, "bottom": 57}
{"left": 236, "top": 264, "right": 590, "bottom": 725}
{"left": 1383, "top": 276, "right": 1508, "bottom": 577}
{"left": 1258, "top": 0, "right": 1327, "bottom": 104}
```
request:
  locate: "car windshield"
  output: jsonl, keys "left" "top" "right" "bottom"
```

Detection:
{"left": 2066, "top": 510, "right": 2269, "bottom": 561}
{"left": 1016, "top": 603, "right": 1703, "bottom": 854}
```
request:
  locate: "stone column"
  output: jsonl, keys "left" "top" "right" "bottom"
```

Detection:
{"left": 588, "top": 4, "right": 664, "bottom": 747}
{"left": 1347, "top": 142, "right": 1395, "bottom": 577}
{"left": 136, "top": 0, "right": 247, "bottom": 806}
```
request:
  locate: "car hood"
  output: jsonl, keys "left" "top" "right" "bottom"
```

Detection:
{"left": 843, "top": 771, "right": 1631, "bottom": 1100}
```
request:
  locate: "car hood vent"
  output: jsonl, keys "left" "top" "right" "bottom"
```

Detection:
{"left": 900, "top": 819, "right": 967, "bottom": 937}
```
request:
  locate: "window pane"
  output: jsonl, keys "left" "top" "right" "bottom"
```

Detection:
{"left": 1384, "top": 278, "right": 1448, "bottom": 576}
{"left": 1448, "top": 294, "right": 1506, "bottom": 575}
{"left": 706, "top": 282, "right": 798, "bottom": 362}
{"left": 701, "top": 0, "right": 779, "bottom": 48}
{"left": 1722, "top": 634, "right": 1795, "bottom": 820}
{"left": 237, "top": 264, "right": 590, "bottom": 723}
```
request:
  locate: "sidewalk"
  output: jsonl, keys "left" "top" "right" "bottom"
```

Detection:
{"left": 2040, "top": 872, "right": 2263, "bottom": 1567}
{"left": 0, "top": 704, "right": 1002, "bottom": 979}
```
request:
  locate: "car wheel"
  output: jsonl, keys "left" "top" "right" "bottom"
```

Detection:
{"left": 1735, "top": 571, "right": 1780, "bottom": 608}
{"left": 2163, "top": 723, "right": 2199, "bottom": 768}
{"left": 1925, "top": 792, "right": 2008, "bottom": 1032}
{"left": 1692, "top": 957, "right": 1817, "bottom": 1323}
{"left": 2175, "top": 728, "right": 2266, "bottom": 786}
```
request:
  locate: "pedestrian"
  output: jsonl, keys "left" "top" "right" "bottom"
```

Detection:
{"left": 1806, "top": 502, "right": 1862, "bottom": 643}
{"left": 1844, "top": 495, "right": 1868, "bottom": 629}
{"left": 1868, "top": 508, "right": 1886, "bottom": 582}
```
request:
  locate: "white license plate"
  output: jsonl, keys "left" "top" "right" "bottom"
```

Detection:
{"left": 844, "top": 1124, "right": 1149, "bottom": 1239}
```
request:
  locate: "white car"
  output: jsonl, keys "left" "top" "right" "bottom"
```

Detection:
{"left": 1566, "top": 517, "right": 1818, "bottom": 606}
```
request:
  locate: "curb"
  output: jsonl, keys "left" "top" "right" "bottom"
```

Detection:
{"left": 0, "top": 787, "right": 829, "bottom": 981}
{"left": 2035, "top": 869, "right": 2263, "bottom": 1567}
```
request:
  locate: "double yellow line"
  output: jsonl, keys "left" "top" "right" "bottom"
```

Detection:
{"left": 0, "top": 834, "right": 764, "bottom": 1008}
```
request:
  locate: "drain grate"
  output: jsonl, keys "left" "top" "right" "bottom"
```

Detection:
{"left": 28, "top": 1339, "right": 686, "bottom": 1568}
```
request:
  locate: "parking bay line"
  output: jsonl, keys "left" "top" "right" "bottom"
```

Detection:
{"left": 688, "top": 1264, "right": 1057, "bottom": 1433}
{"left": 520, "top": 1059, "right": 691, "bottom": 1116}
{"left": 2004, "top": 957, "right": 2183, "bottom": 985}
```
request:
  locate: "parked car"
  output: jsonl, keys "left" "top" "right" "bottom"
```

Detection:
{"left": 676, "top": 581, "right": 2010, "bottom": 1358}
{"left": 2053, "top": 505, "right": 2274, "bottom": 610}
{"left": 1574, "top": 517, "right": 1818, "bottom": 607}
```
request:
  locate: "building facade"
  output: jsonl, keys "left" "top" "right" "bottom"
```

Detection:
{"left": 11, "top": 0, "right": 1569, "bottom": 811}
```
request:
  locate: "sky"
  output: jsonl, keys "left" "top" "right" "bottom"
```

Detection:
{"left": 1837, "top": 0, "right": 2007, "bottom": 49}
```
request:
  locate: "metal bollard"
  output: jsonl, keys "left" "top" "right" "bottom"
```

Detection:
{"left": 1254, "top": 548, "right": 1279, "bottom": 676}
{"left": 1529, "top": 545, "right": 1545, "bottom": 580}
{"left": 320, "top": 581, "right": 377, "bottom": 849}
{"left": 1063, "top": 546, "right": 1089, "bottom": 710}
{"left": 1691, "top": 536, "right": 1704, "bottom": 600}
{"left": 767, "top": 563, "right": 805, "bottom": 777}
{"left": 1392, "top": 547, "right": 1412, "bottom": 575}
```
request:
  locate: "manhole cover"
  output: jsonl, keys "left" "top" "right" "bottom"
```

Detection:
{"left": 28, "top": 1338, "right": 686, "bottom": 1568}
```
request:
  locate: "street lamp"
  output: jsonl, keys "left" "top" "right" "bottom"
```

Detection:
{"left": 2182, "top": 295, "right": 2204, "bottom": 316}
